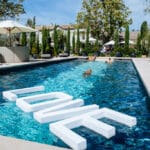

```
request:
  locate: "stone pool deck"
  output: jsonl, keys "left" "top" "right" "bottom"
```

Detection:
{"left": 0, "top": 135, "right": 68, "bottom": 150}
{"left": 132, "top": 58, "right": 150, "bottom": 97}
{"left": 0, "top": 57, "right": 79, "bottom": 73}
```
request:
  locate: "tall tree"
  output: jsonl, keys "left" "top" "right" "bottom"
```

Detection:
{"left": 41, "top": 27, "right": 51, "bottom": 54}
{"left": 147, "top": 34, "right": 150, "bottom": 57}
{"left": 53, "top": 25, "right": 58, "bottom": 56}
{"left": 72, "top": 32, "right": 75, "bottom": 54}
{"left": 27, "top": 17, "right": 36, "bottom": 54}
{"left": 85, "top": 25, "right": 90, "bottom": 53}
{"left": 66, "top": 27, "right": 70, "bottom": 55}
{"left": 114, "top": 29, "right": 119, "bottom": 51}
{"left": 125, "top": 25, "right": 129, "bottom": 54}
{"left": 0, "top": 0, "right": 25, "bottom": 19}
{"left": 21, "top": 32, "right": 27, "bottom": 46}
{"left": 76, "top": 27, "right": 80, "bottom": 55}
{"left": 140, "top": 21, "right": 148, "bottom": 55}
{"left": 136, "top": 33, "right": 141, "bottom": 55}
{"left": 58, "top": 31, "right": 64, "bottom": 51}
{"left": 42, "top": 27, "right": 47, "bottom": 53}
{"left": 77, "top": 0, "right": 131, "bottom": 43}
{"left": 36, "top": 34, "right": 40, "bottom": 54}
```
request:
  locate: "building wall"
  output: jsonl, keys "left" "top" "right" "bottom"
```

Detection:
{"left": 36, "top": 26, "right": 88, "bottom": 47}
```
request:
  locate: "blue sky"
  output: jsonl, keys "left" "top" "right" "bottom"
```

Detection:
{"left": 20, "top": 0, "right": 149, "bottom": 30}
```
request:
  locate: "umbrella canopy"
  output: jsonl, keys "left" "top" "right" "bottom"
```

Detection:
{"left": 120, "top": 40, "right": 135, "bottom": 45}
{"left": 0, "top": 20, "right": 36, "bottom": 34}
{"left": 0, "top": 20, "right": 36, "bottom": 46}
{"left": 104, "top": 40, "right": 115, "bottom": 46}
{"left": 80, "top": 37, "right": 97, "bottom": 44}
{"left": 89, "top": 37, "right": 96, "bottom": 43}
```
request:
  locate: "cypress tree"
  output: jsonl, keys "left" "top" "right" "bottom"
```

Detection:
{"left": 72, "top": 32, "right": 75, "bottom": 54}
{"left": 95, "top": 37, "right": 99, "bottom": 51}
{"left": 36, "top": 34, "right": 40, "bottom": 54}
{"left": 66, "top": 27, "right": 70, "bottom": 55}
{"left": 125, "top": 25, "right": 129, "bottom": 54}
{"left": 30, "top": 32, "right": 36, "bottom": 54}
{"left": 76, "top": 27, "right": 80, "bottom": 55}
{"left": 85, "top": 25, "right": 90, "bottom": 54}
{"left": 136, "top": 33, "right": 141, "bottom": 55}
{"left": 148, "top": 34, "right": 150, "bottom": 57}
{"left": 28, "top": 17, "right": 36, "bottom": 54}
{"left": 140, "top": 21, "right": 148, "bottom": 54}
{"left": 59, "top": 32, "right": 64, "bottom": 51}
{"left": 42, "top": 27, "right": 47, "bottom": 53}
{"left": 54, "top": 25, "right": 58, "bottom": 56}
{"left": 46, "top": 29, "right": 51, "bottom": 53}
{"left": 21, "top": 32, "right": 27, "bottom": 46}
{"left": 114, "top": 29, "right": 119, "bottom": 50}
{"left": 140, "top": 21, "right": 148, "bottom": 39}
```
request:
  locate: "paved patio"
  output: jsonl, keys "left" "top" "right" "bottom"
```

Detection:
{"left": 132, "top": 58, "right": 150, "bottom": 97}
{"left": 0, "top": 57, "right": 78, "bottom": 73}
{"left": 0, "top": 135, "right": 68, "bottom": 150}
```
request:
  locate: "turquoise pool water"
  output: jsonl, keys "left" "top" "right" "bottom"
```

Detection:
{"left": 0, "top": 60, "right": 150, "bottom": 149}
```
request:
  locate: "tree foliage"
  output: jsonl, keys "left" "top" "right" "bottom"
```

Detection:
{"left": 136, "top": 21, "right": 149, "bottom": 56}
{"left": 53, "top": 25, "right": 58, "bottom": 56}
{"left": 27, "top": 17, "right": 36, "bottom": 54}
{"left": 136, "top": 33, "right": 141, "bottom": 55}
{"left": 42, "top": 27, "right": 51, "bottom": 54}
{"left": 66, "top": 28, "right": 70, "bottom": 55}
{"left": 76, "top": 27, "right": 80, "bottom": 55}
{"left": 125, "top": 25, "right": 129, "bottom": 53}
{"left": 140, "top": 21, "right": 149, "bottom": 55}
{"left": 114, "top": 29, "right": 119, "bottom": 50}
{"left": 85, "top": 25, "right": 90, "bottom": 53}
{"left": 77, "top": 0, "right": 131, "bottom": 43}
{"left": 21, "top": 32, "right": 27, "bottom": 46}
{"left": 57, "top": 31, "right": 64, "bottom": 52}
{"left": 0, "top": 0, "right": 25, "bottom": 19}
{"left": 72, "top": 32, "right": 75, "bottom": 54}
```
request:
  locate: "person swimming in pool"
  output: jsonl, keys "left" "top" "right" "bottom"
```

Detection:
{"left": 83, "top": 69, "right": 92, "bottom": 77}
{"left": 88, "top": 55, "right": 96, "bottom": 61}
{"left": 105, "top": 57, "right": 112, "bottom": 64}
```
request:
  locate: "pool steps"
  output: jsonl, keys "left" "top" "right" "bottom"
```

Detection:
{"left": 2, "top": 86, "right": 137, "bottom": 150}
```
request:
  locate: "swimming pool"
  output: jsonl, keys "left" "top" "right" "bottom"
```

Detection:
{"left": 0, "top": 60, "right": 150, "bottom": 149}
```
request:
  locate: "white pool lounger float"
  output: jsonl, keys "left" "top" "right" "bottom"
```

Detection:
{"left": 3, "top": 86, "right": 137, "bottom": 150}
{"left": 34, "top": 104, "right": 99, "bottom": 123}
{"left": 34, "top": 99, "right": 84, "bottom": 118}
{"left": 50, "top": 108, "right": 137, "bottom": 150}
{"left": 16, "top": 92, "right": 73, "bottom": 112}
{"left": 2, "top": 86, "right": 44, "bottom": 101}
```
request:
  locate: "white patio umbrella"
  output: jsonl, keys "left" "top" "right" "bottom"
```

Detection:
{"left": 120, "top": 40, "right": 135, "bottom": 45}
{"left": 104, "top": 40, "right": 115, "bottom": 46}
{"left": 89, "top": 37, "right": 96, "bottom": 43}
{"left": 80, "top": 37, "right": 97, "bottom": 44}
{"left": 0, "top": 20, "right": 36, "bottom": 46}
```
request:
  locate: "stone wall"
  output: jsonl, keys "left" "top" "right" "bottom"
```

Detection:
{"left": 0, "top": 46, "right": 29, "bottom": 63}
